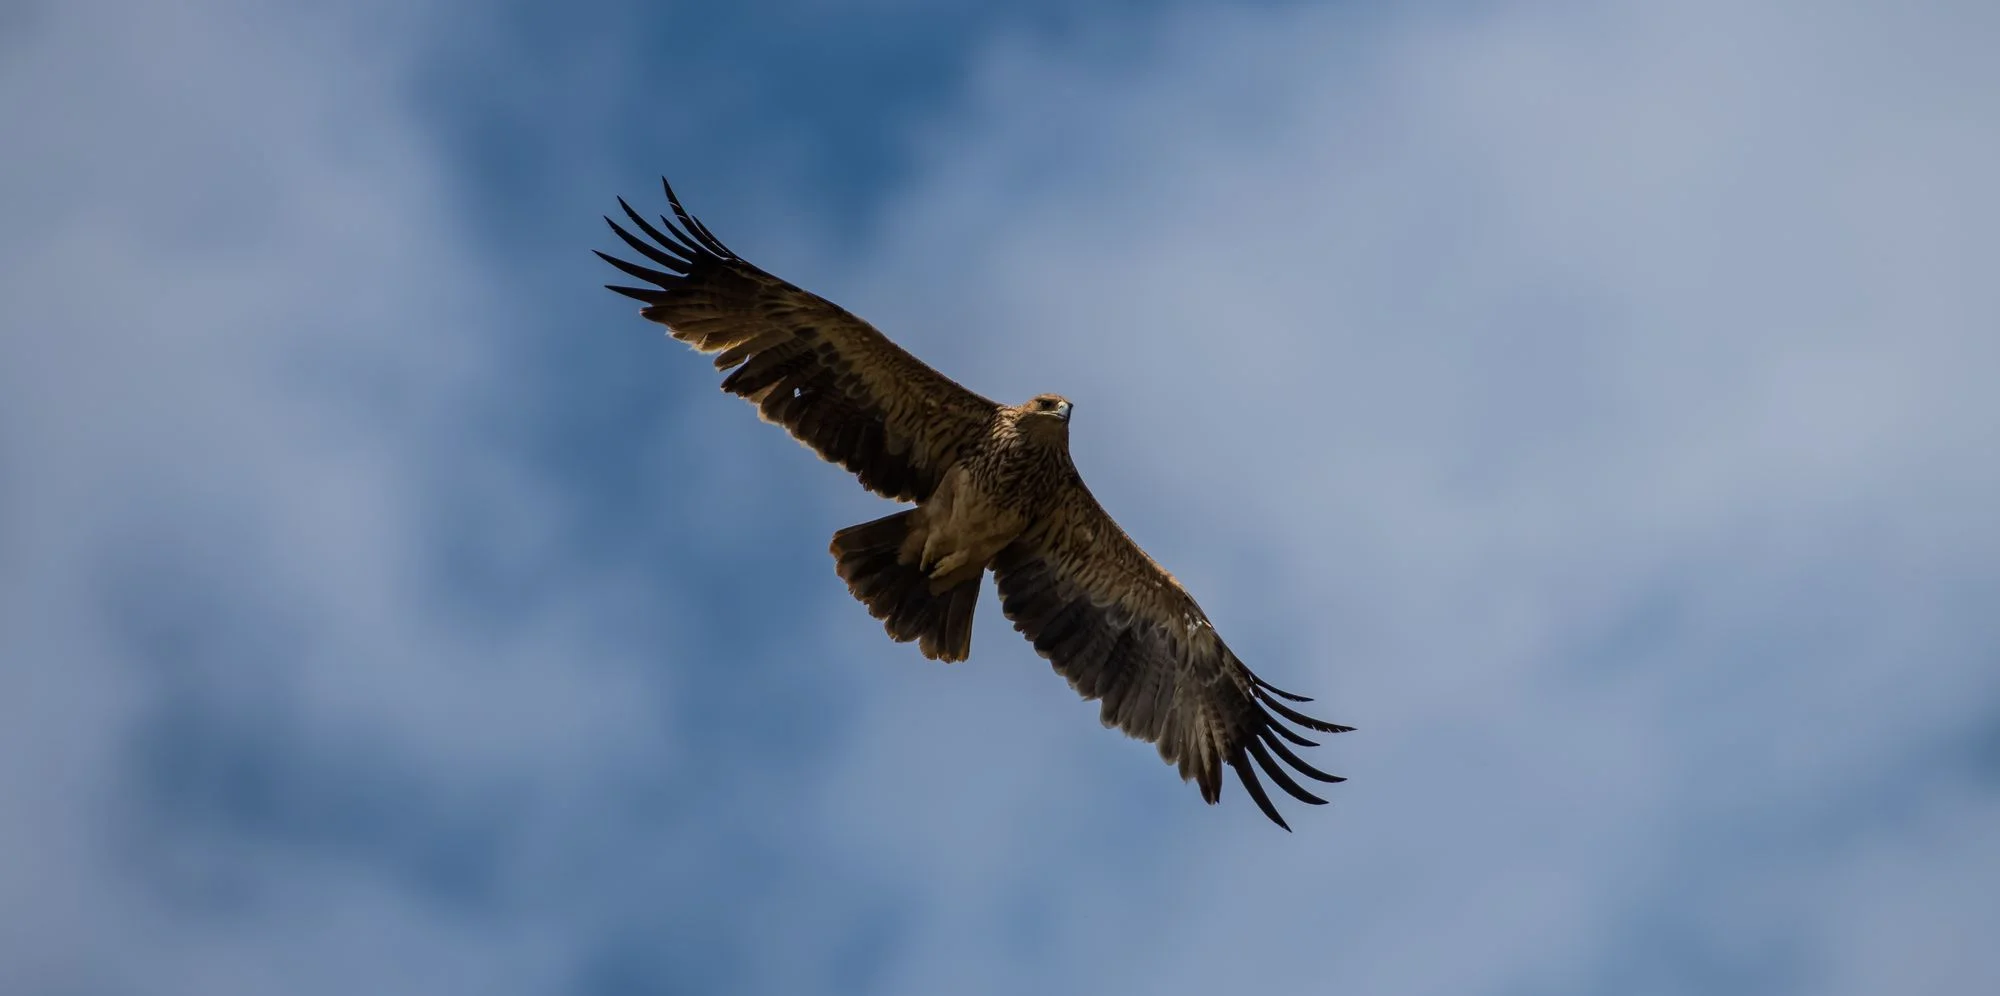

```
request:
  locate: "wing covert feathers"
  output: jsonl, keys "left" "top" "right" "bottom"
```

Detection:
{"left": 598, "top": 179, "right": 998, "bottom": 502}
{"left": 992, "top": 489, "right": 1352, "bottom": 831}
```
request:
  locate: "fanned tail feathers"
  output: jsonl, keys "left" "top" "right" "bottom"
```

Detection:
{"left": 830, "top": 511, "right": 980, "bottom": 662}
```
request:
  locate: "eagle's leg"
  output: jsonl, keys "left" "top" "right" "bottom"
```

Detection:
{"left": 927, "top": 549, "right": 979, "bottom": 580}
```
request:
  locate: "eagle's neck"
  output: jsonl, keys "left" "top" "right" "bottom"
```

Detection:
{"left": 968, "top": 411, "right": 1073, "bottom": 512}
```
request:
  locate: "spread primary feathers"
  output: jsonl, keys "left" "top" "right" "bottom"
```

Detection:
{"left": 597, "top": 180, "right": 1351, "bottom": 830}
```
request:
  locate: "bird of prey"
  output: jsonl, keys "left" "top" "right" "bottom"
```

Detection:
{"left": 596, "top": 180, "right": 1351, "bottom": 829}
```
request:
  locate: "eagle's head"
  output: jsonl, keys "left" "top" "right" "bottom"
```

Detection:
{"left": 1016, "top": 393, "right": 1073, "bottom": 445}
{"left": 1024, "top": 393, "right": 1072, "bottom": 422}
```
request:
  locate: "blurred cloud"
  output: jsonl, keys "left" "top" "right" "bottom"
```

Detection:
{"left": 794, "top": 0, "right": 2000, "bottom": 990}
{"left": 2, "top": 1, "right": 679, "bottom": 990}
{"left": 3, "top": 0, "right": 1995, "bottom": 994}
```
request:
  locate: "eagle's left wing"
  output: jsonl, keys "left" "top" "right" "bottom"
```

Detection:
{"left": 596, "top": 180, "right": 998, "bottom": 503}
{"left": 990, "top": 479, "right": 1351, "bottom": 830}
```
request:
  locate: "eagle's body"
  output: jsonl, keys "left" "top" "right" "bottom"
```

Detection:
{"left": 598, "top": 181, "right": 1351, "bottom": 830}
{"left": 912, "top": 400, "right": 1068, "bottom": 593}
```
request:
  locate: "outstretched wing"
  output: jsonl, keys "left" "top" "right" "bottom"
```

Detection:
{"left": 597, "top": 180, "right": 998, "bottom": 502}
{"left": 991, "top": 480, "right": 1352, "bottom": 831}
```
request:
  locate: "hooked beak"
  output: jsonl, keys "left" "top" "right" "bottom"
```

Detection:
{"left": 1056, "top": 400, "right": 1072, "bottom": 422}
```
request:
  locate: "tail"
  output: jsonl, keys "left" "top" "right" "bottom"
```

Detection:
{"left": 830, "top": 510, "right": 981, "bottom": 662}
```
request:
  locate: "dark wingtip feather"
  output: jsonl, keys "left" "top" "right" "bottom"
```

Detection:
{"left": 660, "top": 178, "right": 697, "bottom": 229}
{"left": 594, "top": 249, "right": 677, "bottom": 287}
{"left": 1251, "top": 672, "right": 1315, "bottom": 702}
{"left": 1229, "top": 753, "right": 1293, "bottom": 831}
{"left": 617, "top": 196, "right": 707, "bottom": 261}
{"left": 1246, "top": 738, "right": 1330, "bottom": 806}
{"left": 605, "top": 284, "right": 668, "bottom": 304}
{"left": 1267, "top": 722, "right": 1319, "bottom": 748}
{"left": 661, "top": 176, "right": 738, "bottom": 258}
{"left": 603, "top": 215, "right": 694, "bottom": 272}
{"left": 1257, "top": 725, "right": 1346, "bottom": 783}
{"left": 1256, "top": 685, "right": 1353, "bottom": 734}
{"left": 686, "top": 213, "right": 736, "bottom": 257}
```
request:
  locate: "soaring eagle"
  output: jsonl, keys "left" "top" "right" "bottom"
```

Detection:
{"left": 597, "top": 180, "right": 1351, "bottom": 830}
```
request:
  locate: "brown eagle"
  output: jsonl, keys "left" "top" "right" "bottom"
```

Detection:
{"left": 597, "top": 180, "right": 1351, "bottom": 829}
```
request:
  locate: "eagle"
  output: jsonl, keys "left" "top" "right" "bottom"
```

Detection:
{"left": 597, "top": 180, "right": 1351, "bottom": 830}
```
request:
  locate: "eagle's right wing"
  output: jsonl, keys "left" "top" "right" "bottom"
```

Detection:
{"left": 990, "top": 477, "right": 1352, "bottom": 831}
{"left": 598, "top": 180, "right": 998, "bottom": 503}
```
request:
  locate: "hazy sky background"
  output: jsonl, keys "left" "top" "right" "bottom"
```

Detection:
{"left": 4, "top": 0, "right": 1996, "bottom": 993}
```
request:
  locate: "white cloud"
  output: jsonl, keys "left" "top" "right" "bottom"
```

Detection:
{"left": 776, "top": 1, "right": 2000, "bottom": 992}
{"left": 5, "top": 0, "right": 1995, "bottom": 993}
{"left": 0, "top": 1, "right": 677, "bottom": 990}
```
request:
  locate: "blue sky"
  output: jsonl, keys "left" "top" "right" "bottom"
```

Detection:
{"left": 4, "top": 0, "right": 1998, "bottom": 993}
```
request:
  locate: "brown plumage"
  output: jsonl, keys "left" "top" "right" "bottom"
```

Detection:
{"left": 597, "top": 179, "right": 1352, "bottom": 830}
